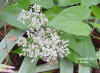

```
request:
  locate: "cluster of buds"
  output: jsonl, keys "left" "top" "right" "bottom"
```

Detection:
{"left": 17, "top": 3, "right": 70, "bottom": 64}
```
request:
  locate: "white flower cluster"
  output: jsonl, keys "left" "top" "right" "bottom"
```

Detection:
{"left": 17, "top": 4, "right": 70, "bottom": 64}
{"left": 17, "top": 3, "right": 48, "bottom": 30}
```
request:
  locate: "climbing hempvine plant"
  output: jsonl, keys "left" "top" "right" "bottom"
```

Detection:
{"left": 0, "top": 0, "right": 100, "bottom": 73}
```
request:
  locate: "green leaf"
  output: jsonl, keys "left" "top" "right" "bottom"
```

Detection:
{"left": 16, "top": 63, "right": 59, "bottom": 73}
{"left": 96, "top": 49, "right": 100, "bottom": 60}
{"left": 81, "top": 0, "right": 100, "bottom": 6}
{"left": 45, "top": 6, "right": 62, "bottom": 21}
{"left": 79, "top": 65, "right": 90, "bottom": 73}
{"left": 0, "top": 3, "right": 29, "bottom": 30}
{"left": 60, "top": 58, "right": 73, "bottom": 73}
{"left": 18, "top": 57, "right": 37, "bottom": 73}
{"left": 58, "top": 0, "right": 80, "bottom": 6}
{"left": 67, "top": 48, "right": 81, "bottom": 63}
{"left": 0, "top": 29, "right": 24, "bottom": 63}
{"left": 59, "top": 32, "right": 98, "bottom": 68}
{"left": 34, "top": 63, "right": 59, "bottom": 73}
{"left": 48, "top": 5, "right": 92, "bottom": 36}
{"left": 14, "top": 63, "right": 59, "bottom": 73}
{"left": 11, "top": 46, "right": 22, "bottom": 54}
{"left": 17, "top": 0, "right": 30, "bottom": 10}
{"left": 92, "top": 6, "right": 100, "bottom": 19}
{"left": 31, "top": 0, "right": 54, "bottom": 9}
{"left": 59, "top": 6, "right": 91, "bottom": 20}
{"left": 49, "top": 18, "right": 91, "bottom": 36}
{"left": 91, "top": 23, "right": 100, "bottom": 28}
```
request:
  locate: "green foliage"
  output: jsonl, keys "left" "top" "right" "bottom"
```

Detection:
{"left": 58, "top": 0, "right": 80, "bottom": 6}
{"left": 96, "top": 49, "right": 100, "bottom": 60}
{"left": 60, "top": 32, "right": 98, "bottom": 68}
{"left": 58, "top": 0, "right": 100, "bottom": 6}
{"left": 60, "top": 58, "right": 73, "bottom": 73}
{"left": 48, "top": 5, "right": 92, "bottom": 36}
{"left": 17, "top": 0, "right": 31, "bottom": 10}
{"left": 79, "top": 65, "right": 90, "bottom": 73}
{"left": 11, "top": 46, "right": 22, "bottom": 54}
{"left": 18, "top": 57, "right": 37, "bottom": 73}
{"left": 92, "top": 5, "right": 100, "bottom": 19}
{"left": 34, "top": 63, "right": 59, "bottom": 73}
{"left": 67, "top": 48, "right": 81, "bottom": 63}
{"left": 45, "top": 6, "right": 62, "bottom": 21}
{"left": 81, "top": 0, "right": 100, "bottom": 6}
{"left": 91, "top": 23, "right": 100, "bottom": 29}
{"left": 31, "top": 0, "right": 54, "bottom": 9}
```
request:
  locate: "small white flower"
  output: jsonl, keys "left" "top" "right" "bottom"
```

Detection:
{"left": 17, "top": 37, "right": 27, "bottom": 47}
{"left": 30, "top": 3, "right": 41, "bottom": 13}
